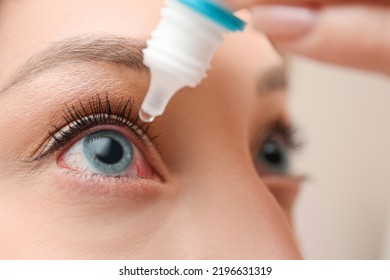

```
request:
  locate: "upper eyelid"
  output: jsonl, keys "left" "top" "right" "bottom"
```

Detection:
{"left": 33, "top": 94, "right": 158, "bottom": 161}
{"left": 35, "top": 114, "right": 150, "bottom": 160}
{"left": 264, "top": 121, "right": 303, "bottom": 151}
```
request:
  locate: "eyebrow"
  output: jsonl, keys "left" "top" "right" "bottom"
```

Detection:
{"left": 0, "top": 35, "right": 148, "bottom": 93}
{"left": 257, "top": 65, "right": 287, "bottom": 94}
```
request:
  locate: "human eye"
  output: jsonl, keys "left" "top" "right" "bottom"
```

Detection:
{"left": 256, "top": 122, "right": 299, "bottom": 177}
{"left": 60, "top": 128, "right": 155, "bottom": 178}
{"left": 257, "top": 138, "right": 289, "bottom": 177}
{"left": 35, "top": 94, "right": 161, "bottom": 183}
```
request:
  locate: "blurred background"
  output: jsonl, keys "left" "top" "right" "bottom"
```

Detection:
{"left": 290, "top": 58, "right": 390, "bottom": 259}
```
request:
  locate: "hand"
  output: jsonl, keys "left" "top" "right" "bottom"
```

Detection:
{"left": 224, "top": 0, "right": 390, "bottom": 76}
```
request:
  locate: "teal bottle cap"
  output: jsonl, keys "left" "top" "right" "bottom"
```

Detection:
{"left": 177, "top": 0, "right": 246, "bottom": 32}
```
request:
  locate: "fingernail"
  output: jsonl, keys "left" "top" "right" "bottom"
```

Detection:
{"left": 251, "top": 5, "right": 318, "bottom": 40}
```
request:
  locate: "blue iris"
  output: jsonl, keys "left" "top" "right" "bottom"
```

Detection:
{"left": 83, "top": 130, "right": 133, "bottom": 176}
{"left": 258, "top": 138, "right": 290, "bottom": 175}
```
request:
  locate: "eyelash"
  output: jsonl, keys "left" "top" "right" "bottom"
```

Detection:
{"left": 265, "top": 121, "right": 302, "bottom": 151}
{"left": 35, "top": 94, "right": 158, "bottom": 160}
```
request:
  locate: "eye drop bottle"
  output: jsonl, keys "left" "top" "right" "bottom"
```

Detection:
{"left": 139, "top": 0, "right": 246, "bottom": 122}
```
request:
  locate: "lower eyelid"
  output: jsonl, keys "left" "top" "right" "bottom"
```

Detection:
{"left": 51, "top": 166, "right": 166, "bottom": 201}
{"left": 262, "top": 175, "right": 304, "bottom": 189}
{"left": 262, "top": 175, "right": 303, "bottom": 203}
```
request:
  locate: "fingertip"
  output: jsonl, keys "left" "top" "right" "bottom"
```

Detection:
{"left": 250, "top": 5, "right": 318, "bottom": 42}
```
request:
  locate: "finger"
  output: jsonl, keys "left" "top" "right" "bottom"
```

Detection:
{"left": 224, "top": 0, "right": 389, "bottom": 10}
{"left": 250, "top": 4, "right": 390, "bottom": 75}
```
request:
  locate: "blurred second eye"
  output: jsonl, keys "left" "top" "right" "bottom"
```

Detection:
{"left": 256, "top": 136, "right": 290, "bottom": 176}
{"left": 59, "top": 129, "right": 156, "bottom": 178}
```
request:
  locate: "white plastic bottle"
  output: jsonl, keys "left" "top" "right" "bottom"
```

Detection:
{"left": 139, "top": 0, "right": 246, "bottom": 122}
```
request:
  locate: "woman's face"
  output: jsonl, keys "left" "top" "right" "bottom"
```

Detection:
{"left": 0, "top": 0, "right": 301, "bottom": 259}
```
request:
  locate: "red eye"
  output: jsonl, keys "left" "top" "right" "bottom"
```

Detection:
{"left": 58, "top": 126, "right": 157, "bottom": 179}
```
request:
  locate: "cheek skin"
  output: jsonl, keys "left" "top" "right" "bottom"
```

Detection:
{"left": 0, "top": 169, "right": 172, "bottom": 259}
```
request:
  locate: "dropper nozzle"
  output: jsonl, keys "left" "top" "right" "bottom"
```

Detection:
{"left": 139, "top": 109, "right": 156, "bottom": 123}
{"left": 138, "top": 66, "right": 185, "bottom": 123}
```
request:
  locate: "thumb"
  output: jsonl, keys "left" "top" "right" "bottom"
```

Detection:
{"left": 250, "top": 4, "right": 390, "bottom": 76}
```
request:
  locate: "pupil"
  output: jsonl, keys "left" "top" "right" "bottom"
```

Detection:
{"left": 263, "top": 142, "right": 282, "bottom": 164}
{"left": 90, "top": 137, "right": 124, "bottom": 165}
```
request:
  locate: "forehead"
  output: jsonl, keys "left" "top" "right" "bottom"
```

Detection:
{"left": 0, "top": 0, "right": 281, "bottom": 88}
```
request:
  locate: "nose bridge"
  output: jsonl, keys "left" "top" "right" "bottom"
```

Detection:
{"left": 167, "top": 149, "right": 301, "bottom": 259}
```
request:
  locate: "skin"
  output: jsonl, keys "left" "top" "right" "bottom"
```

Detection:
{"left": 225, "top": 0, "right": 390, "bottom": 76}
{"left": 0, "top": 0, "right": 302, "bottom": 259}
